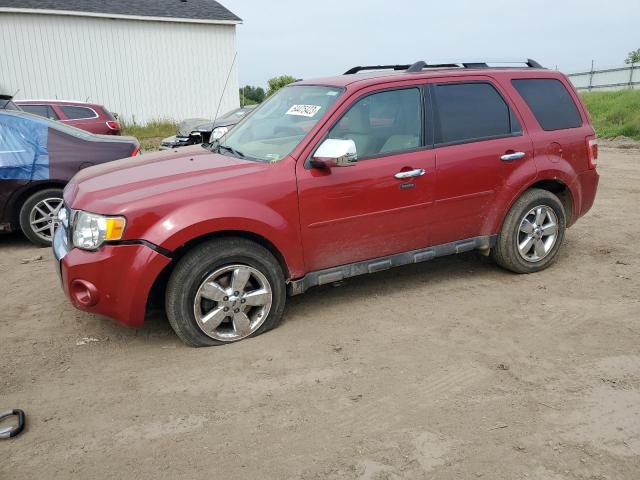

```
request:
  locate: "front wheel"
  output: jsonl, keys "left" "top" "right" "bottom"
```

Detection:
{"left": 492, "top": 188, "right": 566, "bottom": 274}
{"left": 165, "top": 238, "right": 286, "bottom": 347}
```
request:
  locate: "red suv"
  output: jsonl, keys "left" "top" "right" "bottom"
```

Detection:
{"left": 53, "top": 59, "right": 599, "bottom": 347}
{"left": 16, "top": 100, "right": 121, "bottom": 135}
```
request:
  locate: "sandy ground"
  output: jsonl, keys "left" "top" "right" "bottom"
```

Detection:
{"left": 1, "top": 147, "right": 639, "bottom": 479}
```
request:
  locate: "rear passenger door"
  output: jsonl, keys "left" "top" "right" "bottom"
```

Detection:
{"left": 428, "top": 79, "right": 535, "bottom": 245}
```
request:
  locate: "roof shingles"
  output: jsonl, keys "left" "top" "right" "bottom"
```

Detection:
{"left": 0, "top": 0, "right": 241, "bottom": 23}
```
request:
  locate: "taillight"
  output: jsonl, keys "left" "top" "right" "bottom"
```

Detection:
{"left": 586, "top": 137, "right": 598, "bottom": 169}
{"left": 131, "top": 146, "right": 141, "bottom": 157}
{"left": 106, "top": 120, "right": 120, "bottom": 130}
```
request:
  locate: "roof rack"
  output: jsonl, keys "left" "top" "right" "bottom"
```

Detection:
{"left": 344, "top": 59, "right": 544, "bottom": 75}
{"left": 343, "top": 64, "right": 413, "bottom": 75}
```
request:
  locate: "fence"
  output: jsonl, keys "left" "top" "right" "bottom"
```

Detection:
{"left": 567, "top": 63, "right": 640, "bottom": 91}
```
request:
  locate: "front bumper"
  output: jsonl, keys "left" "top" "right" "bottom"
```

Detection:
{"left": 53, "top": 226, "right": 171, "bottom": 327}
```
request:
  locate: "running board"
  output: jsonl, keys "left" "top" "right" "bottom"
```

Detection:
{"left": 288, "top": 235, "right": 496, "bottom": 296}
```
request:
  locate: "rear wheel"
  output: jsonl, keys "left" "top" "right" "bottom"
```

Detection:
{"left": 165, "top": 238, "right": 286, "bottom": 347}
{"left": 19, "top": 189, "right": 64, "bottom": 247}
{"left": 492, "top": 188, "right": 566, "bottom": 274}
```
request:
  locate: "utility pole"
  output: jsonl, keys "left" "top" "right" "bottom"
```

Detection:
{"left": 588, "top": 60, "right": 594, "bottom": 92}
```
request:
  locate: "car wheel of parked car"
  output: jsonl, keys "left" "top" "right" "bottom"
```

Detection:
{"left": 19, "top": 188, "right": 64, "bottom": 247}
{"left": 492, "top": 188, "right": 566, "bottom": 274}
{"left": 165, "top": 238, "right": 287, "bottom": 347}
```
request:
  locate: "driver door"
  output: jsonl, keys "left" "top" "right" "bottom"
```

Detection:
{"left": 295, "top": 86, "right": 436, "bottom": 272}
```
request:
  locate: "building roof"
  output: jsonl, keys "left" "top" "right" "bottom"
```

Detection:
{"left": 0, "top": 0, "right": 242, "bottom": 25}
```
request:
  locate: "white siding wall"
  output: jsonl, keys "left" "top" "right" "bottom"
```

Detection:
{"left": 0, "top": 13, "right": 239, "bottom": 123}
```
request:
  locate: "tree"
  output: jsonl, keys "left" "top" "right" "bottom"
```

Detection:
{"left": 239, "top": 85, "right": 267, "bottom": 105}
{"left": 625, "top": 48, "right": 640, "bottom": 64}
{"left": 239, "top": 91, "right": 257, "bottom": 106}
{"left": 266, "top": 75, "right": 296, "bottom": 97}
{"left": 254, "top": 87, "right": 266, "bottom": 103}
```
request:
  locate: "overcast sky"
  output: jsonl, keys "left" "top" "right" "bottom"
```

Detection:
{"left": 221, "top": 0, "right": 639, "bottom": 87}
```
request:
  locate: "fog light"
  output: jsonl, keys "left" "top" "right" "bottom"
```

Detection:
{"left": 70, "top": 279, "right": 99, "bottom": 307}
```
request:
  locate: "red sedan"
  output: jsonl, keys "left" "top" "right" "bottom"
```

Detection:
{"left": 15, "top": 99, "right": 121, "bottom": 135}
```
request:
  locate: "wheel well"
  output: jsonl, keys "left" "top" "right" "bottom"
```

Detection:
{"left": 147, "top": 230, "right": 291, "bottom": 310}
{"left": 7, "top": 181, "right": 66, "bottom": 226}
{"left": 528, "top": 179, "right": 574, "bottom": 225}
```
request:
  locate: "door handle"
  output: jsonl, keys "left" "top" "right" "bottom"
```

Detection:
{"left": 394, "top": 168, "right": 426, "bottom": 179}
{"left": 500, "top": 151, "right": 526, "bottom": 161}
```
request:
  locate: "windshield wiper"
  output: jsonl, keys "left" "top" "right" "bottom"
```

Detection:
{"left": 202, "top": 139, "right": 220, "bottom": 152}
{"left": 218, "top": 144, "right": 246, "bottom": 159}
{"left": 201, "top": 140, "right": 248, "bottom": 160}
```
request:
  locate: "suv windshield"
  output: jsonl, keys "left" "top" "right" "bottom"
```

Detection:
{"left": 215, "top": 85, "right": 343, "bottom": 162}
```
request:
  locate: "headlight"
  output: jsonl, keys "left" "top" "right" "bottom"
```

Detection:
{"left": 211, "top": 126, "right": 229, "bottom": 140}
{"left": 58, "top": 207, "right": 68, "bottom": 228}
{"left": 72, "top": 211, "right": 126, "bottom": 250}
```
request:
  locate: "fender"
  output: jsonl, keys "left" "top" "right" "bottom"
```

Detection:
{"left": 486, "top": 165, "right": 579, "bottom": 235}
{"left": 131, "top": 197, "right": 306, "bottom": 279}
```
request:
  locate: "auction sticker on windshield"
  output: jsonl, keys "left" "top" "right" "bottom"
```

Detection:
{"left": 286, "top": 105, "right": 322, "bottom": 117}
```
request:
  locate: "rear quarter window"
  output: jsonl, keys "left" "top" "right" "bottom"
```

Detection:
{"left": 60, "top": 105, "right": 97, "bottom": 120}
{"left": 512, "top": 78, "right": 582, "bottom": 131}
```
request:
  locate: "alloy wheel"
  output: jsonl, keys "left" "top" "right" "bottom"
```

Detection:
{"left": 29, "top": 197, "right": 63, "bottom": 243}
{"left": 193, "top": 264, "right": 273, "bottom": 342}
{"left": 516, "top": 205, "right": 559, "bottom": 262}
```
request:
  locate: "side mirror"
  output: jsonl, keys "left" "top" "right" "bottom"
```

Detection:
{"left": 312, "top": 139, "right": 357, "bottom": 168}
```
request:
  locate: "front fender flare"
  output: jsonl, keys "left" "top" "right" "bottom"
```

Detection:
{"left": 134, "top": 198, "right": 305, "bottom": 278}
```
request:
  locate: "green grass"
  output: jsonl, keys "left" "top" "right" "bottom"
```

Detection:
{"left": 121, "top": 120, "right": 177, "bottom": 151}
{"left": 581, "top": 89, "right": 640, "bottom": 140}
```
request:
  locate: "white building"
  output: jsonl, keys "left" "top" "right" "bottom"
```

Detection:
{"left": 0, "top": 0, "right": 241, "bottom": 123}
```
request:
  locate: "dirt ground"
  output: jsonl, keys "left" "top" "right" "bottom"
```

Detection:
{"left": 1, "top": 147, "right": 639, "bottom": 480}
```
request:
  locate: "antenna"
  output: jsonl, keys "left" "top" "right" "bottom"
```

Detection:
{"left": 212, "top": 51, "right": 238, "bottom": 131}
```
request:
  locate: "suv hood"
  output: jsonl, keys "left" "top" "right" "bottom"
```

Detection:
{"left": 65, "top": 145, "right": 269, "bottom": 214}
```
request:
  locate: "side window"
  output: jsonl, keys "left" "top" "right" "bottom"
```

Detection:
{"left": 327, "top": 88, "right": 422, "bottom": 159}
{"left": 21, "top": 104, "right": 59, "bottom": 120}
{"left": 21, "top": 105, "right": 48, "bottom": 117}
{"left": 512, "top": 78, "right": 582, "bottom": 131}
{"left": 60, "top": 106, "right": 96, "bottom": 120}
{"left": 46, "top": 106, "right": 59, "bottom": 120}
{"left": 432, "top": 82, "right": 519, "bottom": 145}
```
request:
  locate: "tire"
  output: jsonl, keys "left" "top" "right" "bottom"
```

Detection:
{"left": 19, "top": 188, "right": 64, "bottom": 247}
{"left": 492, "top": 188, "right": 566, "bottom": 274}
{"left": 165, "top": 237, "right": 286, "bottom": 347}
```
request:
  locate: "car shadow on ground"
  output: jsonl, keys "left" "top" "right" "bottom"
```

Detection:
{"left": 133, "top": 250, "right": 503, "bottom": 346}
{"left": 1, "top": 230, "right": 506, "bottom": 347}
{"left": 0, "top": 231, "right": 38, "bottom": 250}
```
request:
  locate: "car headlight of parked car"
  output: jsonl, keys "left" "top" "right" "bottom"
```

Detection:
{"left": 72, "top": 210, "right": 126, "bottom": 250}
{"left": 211, "top": 126, "right": 229, "bottom": 140}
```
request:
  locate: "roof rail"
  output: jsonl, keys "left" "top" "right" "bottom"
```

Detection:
{"left": 344, "top": 59, "right": 544, "bottom": 75}
{"left": 344, "top": 64, "right": 412, "bottom": 75}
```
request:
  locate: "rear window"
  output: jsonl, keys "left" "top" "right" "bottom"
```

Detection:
{"left": 512, "top": 79, "right": 582, "bottom": 131}
{"left": 432, "top": 82, "right": 520, "bottom": 145}
{"left": 60, "top": 105, "right": 97, "bottom": 120}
